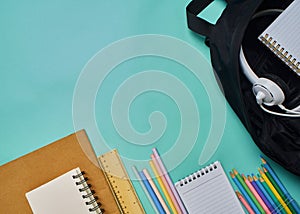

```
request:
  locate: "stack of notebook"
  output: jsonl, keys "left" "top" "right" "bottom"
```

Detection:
{"left": 0, "top": 130, "right": 120, "bottom": 213}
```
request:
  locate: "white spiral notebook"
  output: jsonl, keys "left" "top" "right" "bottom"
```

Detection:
{"left": 175, "top": 161, "right": 244, "bottom": 214}
{"left": 258, "top": 0, "right": 300, "bottom": 76}
{"left": 26, "top": 167, "right": 103, "bottom": 214}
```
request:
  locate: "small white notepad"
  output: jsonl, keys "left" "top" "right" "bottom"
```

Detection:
{"left": 258, "top": 1, "right": 300, "bottom": 76}
{"left": 175, "top": 161, "right": 244, "bottom": 214}
{"left": 26, "top": 167, "right": 102, "bottom": 214}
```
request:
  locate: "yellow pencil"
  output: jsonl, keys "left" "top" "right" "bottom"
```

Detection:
{"left": 259, "top": 168, "right": 292, "bottom": 214}
{"left": 149, "top": 160, "right": 178, "bottom": 214}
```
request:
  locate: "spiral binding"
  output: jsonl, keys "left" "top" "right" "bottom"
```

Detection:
{"left": 259, "top": 33, "right": 300, "bottom": 76}
{"left": 178, "top": 162, "right": 218, "bottom": 187}
{"left": 72, "top": 171, "right": 104, "bottom": 213}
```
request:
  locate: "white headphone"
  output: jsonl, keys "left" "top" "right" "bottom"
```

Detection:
{"left": 240, "top": 47, "right": 300, "bottom": 117}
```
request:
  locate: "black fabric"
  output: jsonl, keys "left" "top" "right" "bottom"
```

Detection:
{"left": 186, "top": 0, "right": 300, "bottom": 175}
{"left": 262, "top": 74, "right": 290, "bottom": 98}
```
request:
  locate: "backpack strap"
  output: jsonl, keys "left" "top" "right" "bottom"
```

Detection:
{"left": 186, "top": 0, "right": 215, "bottom": 37}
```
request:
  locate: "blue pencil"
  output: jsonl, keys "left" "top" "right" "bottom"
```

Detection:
{"left": 261, "top": 157, "right": 300, "bottom": 213}
{"left": 250, "top": 175, "right": 274, "bottom": 213}
{"left": 230, "top": 171, "right": 260, "bottom": 213}
{"left": 253, "top": 175, "right": 281, "bottom": 214}
{"left": 139, "top": 170, "right": 165, "bottom": 214}
{"left": 132, "top": 166, "right": 159, "bottom": 214}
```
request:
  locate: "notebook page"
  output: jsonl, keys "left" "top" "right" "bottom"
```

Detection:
{"left": 175, "top": 162, "right": 244, "bottom": 214}
{"left": 26, "top": 167, "right": 99, "bottom": 214}
{"left": 258, "top": 1, "right": 300, "bottom": 75}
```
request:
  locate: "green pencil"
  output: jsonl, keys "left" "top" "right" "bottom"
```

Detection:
{"left": 263, "top": 167, "right": 285, "bottom": 198}
{"left": 233, "top": 169, "right": 264, "bottom": 213}
{"left": 263, "top": 167, "right": 296, "bottom": 213}
{"left": 260, "top": 176, "right": 284, "bottom": 213}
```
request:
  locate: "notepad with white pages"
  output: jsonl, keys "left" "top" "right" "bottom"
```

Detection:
{"left": 258, "top": 0, "right": 300, "bottom": 76}
{"left": 26, "top": 167, "right": 103, "bottom": 214}
{"left": 175, "top": 161, "right": 244, "bottom": 214}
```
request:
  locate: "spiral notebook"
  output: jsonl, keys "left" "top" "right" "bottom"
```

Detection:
{"left": 0, "top": 130, "right": 119, "bottom": 213}
{"left": 258, "top": 0, "right": 300, "bottom": 76}
{"left": 175, "top": 161, "right": 244, "bottom": 214}
{"left": 26, "top": 167, "right": 102, "bottom": 214}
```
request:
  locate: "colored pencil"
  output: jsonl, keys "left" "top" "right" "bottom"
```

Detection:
{"left": 263, "top": 167, "right": 285, "bottom": 200}
{"left": 151, "top": 154, "right": 180, "bottom": 214}
{"left": 139, "top": 170, "right": 165, "bottom": 214}
{"left": 143, "top": 169, "right": 171, "bottom": 214}
{"left": 243, "top": 174, "right": 269, "bottom": 214}
{"left": 259, "top": 168, "right": 292, "bottom": 214}
{"left": 260, "top": 176, "right": 284, "bottom": 214}
{"left": 149, "top": 160, "right": 177, "bottom": 214}
{"left": 132, "top": 166, "right": 159, "bottom": 214}
{"left": 152, "top": 148, "right": 187, "bottom": 214}
{"left": 253, "top": 175, "right": 279, "bottom": 214}
{"left": 233, "top": 169, "right": 263, "bottom": 213}
{"left": 230, "top": 172, "right": 260, "bottom": 213}
{"left": 263, "top": 167, "right": 295, "bottom": 213}
{"left": 261, "top": 157, "right": 300, "bottom": 213}
{"left": 248, "top": 175, "right": 272, "bottom": 213}
{"left": 236, "top": 191, "right": 255, "bottom": 214}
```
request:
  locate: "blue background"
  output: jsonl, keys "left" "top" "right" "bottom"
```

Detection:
{"left": 1, "top": 0, "right": 299, "bottom": 213}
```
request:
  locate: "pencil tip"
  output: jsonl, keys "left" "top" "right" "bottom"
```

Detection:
{"left": 233, "top": 169, "right": 238, "bottom": 175}
{"left": 230, "top": 171, "right": 234, "bottom": 178}
{"left": 152, "top": 148, "right": 158, "bottom": 154}
{"left": 260, "top": 156, "right": 267, "bottom": 164}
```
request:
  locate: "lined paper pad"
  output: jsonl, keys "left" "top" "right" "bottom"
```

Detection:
{"left": 175, "top": 161, "right": 244, "bottom": 214}
{"left": 26, "top": 167, "right": 100, "bottom": 214}
{"left": 258, "top": 1, "right": 300, "bottom": 75}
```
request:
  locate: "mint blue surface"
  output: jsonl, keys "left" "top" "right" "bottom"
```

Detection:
{"left": 1, "top": 1, "right": 299, "bottom": 213}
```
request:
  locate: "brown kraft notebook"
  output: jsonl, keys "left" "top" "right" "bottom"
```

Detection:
{"left": 0, "top": 130, "right": 120, "bottom": 213}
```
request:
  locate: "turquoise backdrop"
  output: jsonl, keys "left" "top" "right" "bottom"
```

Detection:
{"left": 1, "top": 0, "right": 299, "bottom": 213}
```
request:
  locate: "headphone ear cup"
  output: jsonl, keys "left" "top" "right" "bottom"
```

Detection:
{"left": 262, "top": 74, "right": 290, "bottom": 97}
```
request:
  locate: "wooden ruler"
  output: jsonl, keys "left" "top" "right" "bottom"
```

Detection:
{"left": 98, "top": 149, "right": 145, "bottom": 214}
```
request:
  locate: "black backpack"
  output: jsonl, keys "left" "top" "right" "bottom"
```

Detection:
{"left": 186, "top": 0, "right": 300, "bottom": 175}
